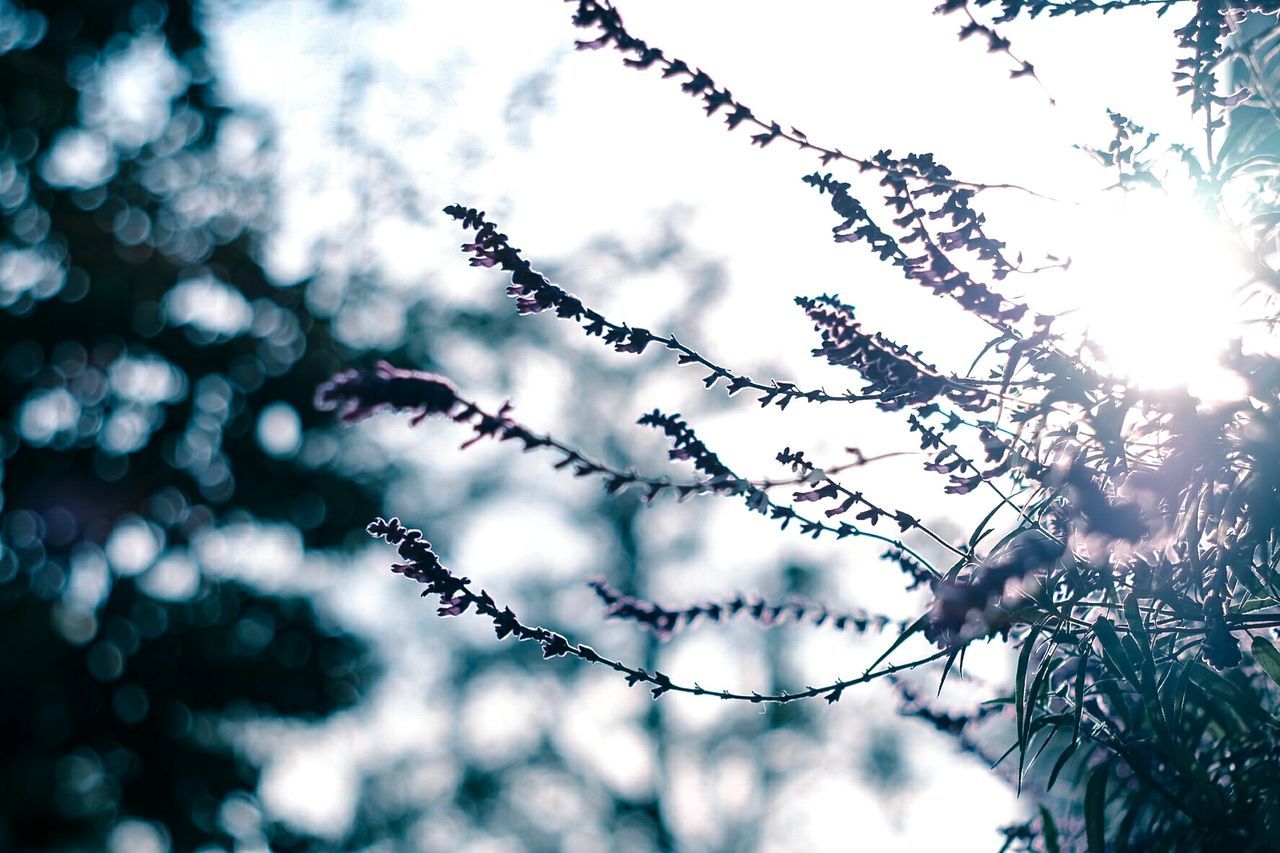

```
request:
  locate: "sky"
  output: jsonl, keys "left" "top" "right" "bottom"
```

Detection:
{"left": 192, "top": 1, "right": 1250, "bottom": 849}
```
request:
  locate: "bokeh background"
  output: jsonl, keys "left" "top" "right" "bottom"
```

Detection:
{"left": 0, "top": 1, "right": 1227, "bottom": 850}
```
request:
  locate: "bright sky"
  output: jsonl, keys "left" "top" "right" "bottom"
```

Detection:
{"left": 202, "top": 1, "right": 1250, "bottom": 849}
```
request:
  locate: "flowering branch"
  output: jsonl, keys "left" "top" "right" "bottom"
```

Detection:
{"left": 797, "top": 293, "right": 1005, "bottom": 413}
{"left": 567, "top": 0, "right": 1052, "bottom": 197}
{"left": 445, "top": 204, "right": 1022, "bottom": 412}
{"left": 586, "top": 579, "right": 903, "bottom": 640}
{"left": 937, "top": 0, "right": 1057, "bottom": 104}
{"left": 776, "top": 445, "right": 971, "bottom": 561}
{"left": 369, "top": 516, "right": 951, "bottom": 703}
{"left": 316, "top": 362, "right": 945, "bottom": 580}
{"left": 802, "top": 171, "right": 1037, "bottom": 330}
{"left": 316, "top": 361, "right": 730, "bottom": 500}
{"left": 325, "top": 2, "right": 1280, "bottom": 846}
{"left": 969, "top": 0, "right": 1188, "bottom": 15}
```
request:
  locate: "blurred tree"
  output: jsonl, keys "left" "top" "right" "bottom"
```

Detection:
{"left": 0, "top": 0, "right": 380, "bottom": 848}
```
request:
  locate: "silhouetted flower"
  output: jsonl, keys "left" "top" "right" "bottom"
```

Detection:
{"left": 315, "top": 361, "right": 459, "bottom": 424}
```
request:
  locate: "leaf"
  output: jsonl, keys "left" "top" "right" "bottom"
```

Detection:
{"left": 1187, "top": 664, "right": 1278, "bottom": 728}
{"left": 1071, "top": 646, "right": 1089, "bottom": 744}
{"left": 1095, "top": 676, "right": 1134, "bottom": 728}
{"left": 1093, "top": 617, "right": 1140, "bottom": 688}
{"left": 1166, "top": 655, "right": 1193, "bottom": 730}
{"left": 1238, "top": 596, "right": 1280, "bottom": 614}
{"left": 1122, "top": 596, "right": 1177, "bottom": 748}
{"left": 968, "top": 500, "right": 1006, "bottom": 549}
{"left": 1252, "top": 636, "right": 1280, "bottom": 688}
{"left": 1039, "top": 805, "right": 1061, "bottom": 853}
{"left": 1114, "top": 790, "right": 1147, "bottom": 853}
{"left": 1046, "top": 740, "right": 1078, "bottom": 792}
{"left": 1122, "top": 593, "right": 1148, "bottom": 650}
{"left": 937, "top": 647, "right": 962, "bottom": 695}
{"left": 1085, "top": 761, "right": 1109, "bottom": 853}
{"left": 866, "top": 612, "right": 930, "bottom": 673}
{"left": 1015, "top": 624, "right": 1043, "bottom": 785}
{"left": 1027, "top": 717, "right": 1066, "bottom": 771}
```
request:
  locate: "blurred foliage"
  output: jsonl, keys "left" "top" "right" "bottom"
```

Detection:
{"left": 1, "top": 577, "right": 368, "bottom": 849}
{"left": 0, "top": 0, "right": 382, "bottom": 847}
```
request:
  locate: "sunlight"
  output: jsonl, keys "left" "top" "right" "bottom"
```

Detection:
{"left": 1052, "top": 188, "right": 1254, "bottom": 401}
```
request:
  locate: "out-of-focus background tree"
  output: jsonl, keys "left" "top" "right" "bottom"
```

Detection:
{"left": 6, "top": 0, "right": 1230, "bottom": 850}
{"left": 0, "top": 1, "right": 387, "bottom": 848}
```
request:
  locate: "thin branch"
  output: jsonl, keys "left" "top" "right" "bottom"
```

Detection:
{"left": 369, "top": 516, "right": 951, "bottom": 703}
{"left": 316, "top": 362, "right": 946, "bottom": 580}
{"left": 587, "top": 579, "right": 906, "bottom": 640}
{"left": 939, "top": 0, "right": 1057, "bottom": 105}
{"left": 445, "top": 204, "right": 1015, "bottom": 412}
{"left": 566, "top": 0, "right": 1055, "bottom": 198}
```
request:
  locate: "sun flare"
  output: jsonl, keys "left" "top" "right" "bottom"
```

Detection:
{"left": 1043, "top": 188, "right": 1257, "bottom": 402}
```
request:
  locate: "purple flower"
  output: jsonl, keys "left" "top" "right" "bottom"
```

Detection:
{"left": 315, "top": 361, "right": 460, "bottom": 424}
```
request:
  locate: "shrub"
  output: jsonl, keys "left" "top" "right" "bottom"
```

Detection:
{"left": 321, "top": 2, "right": 1280, "bottom": 848}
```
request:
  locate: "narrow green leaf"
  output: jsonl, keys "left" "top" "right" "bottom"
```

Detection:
{"left": 1027, "top": 711, "right": 1073, "bottom": 732}
{"left": 1153, "top": 579, "right": 1201, "bottom": 618}
{"left": 1094, "top": 616, "right": 1140, "bottom": 687}
{"left": 1071, "top": 646, "right": 1089, "bottom": 743}
{"left": 1120, "top": 634, "right": 1144, "bottom": 673}
{"left": 1121, "top": 598, "right": 1172, "bottom": 744}
{"left": 1046, "top": 740, "right": 1078, "bottom": 791}
{"left": 1233, "top": 564, "right": 1267, "bottom": 599}
{"left": 1023, "top": 657, "right": 1063, "bottom": 741}
{"left": 1164, "top": 656, "right": 1190, "bottom": 731}
{"left": 1096, "top": 676, "right": 1134, "bottom": 728}
{"left": 1085, "top": 761, "right": 1109, "bottom": 853}
{"left": 969, "top": 501, "right": 1006, "bottom": 549}
{"left": 1039, "top": 805, "right": 1060, "bottom": 853}
{"left": 1015, "top": 624, "right": 1043, "bottom": 785}
{"left": 990, "top": 740, "right": 1019, "bottom": 770}
{"left": 1186, "top": 676, "right": 1250, "bottom": 734}
{"left": 1252, "top": 636, "right": 1280, "bottom": 687}
{"left": 937, "top": 647, "right": 962, "bottom": 696}
{"left": 1123, "top": 592, "right": 1148, "bottom": 650}
{"left": 1189, "top": 663, "right": 1280, "bottom": 727}
{"left": 866, "top": 612, "right": 929, "bottom": 673}
{"left": 1026, "top": 723, "right": 1063, "bottom": 776}
{"left": 1114, "top": 790, "right": 1147, "bottom": 853}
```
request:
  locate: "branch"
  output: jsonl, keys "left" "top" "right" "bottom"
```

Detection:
{"left": 445, "top": 204, "right": 1012, "bottom": 412}
{"left": 587, "top": 579, "right": 904, "bottom": 640}
{"left": 369, "top": 517, "right": 951, "bottom": 703}
{"left": 566, "top": 0, "right": 1053, "bottom": 197}
{"left": 316, "top": 362, "right": 945, "bottom": 581}
{"left": 937, "top": 0, "right": 1057, "bottom": 104}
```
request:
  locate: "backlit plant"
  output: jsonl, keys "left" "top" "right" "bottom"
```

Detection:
{"left": 319, "top": 1, "right": 1280, "bottom": 848}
